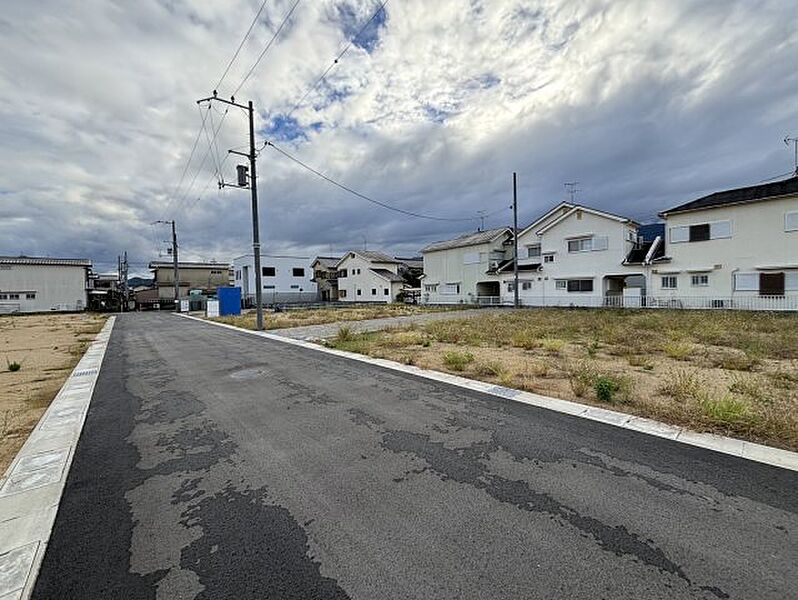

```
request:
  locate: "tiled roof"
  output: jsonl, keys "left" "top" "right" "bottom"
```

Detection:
{"left": 660, "top": 175, "right": 798, "bottom": 216}
{"left": 421, "top": 228, "right": 510, "bottom": 253}
{"left": 396, "top": 256, "right": 423, "bottom": 269}
{"left": 358, "top": 251, "right": 401, "bottom": 263}
{"left": 370, "top": 268, "right": 405, "bottom": 283}
{"left": 0, "top": 255, "right": 91, "bottom": 267}
{"left": 312, "top": 256, "right": 341, "bottom": 269}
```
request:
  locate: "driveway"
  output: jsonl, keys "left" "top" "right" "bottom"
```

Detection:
{"left": 32, "top": 313, "right": 797, "bottom": 599}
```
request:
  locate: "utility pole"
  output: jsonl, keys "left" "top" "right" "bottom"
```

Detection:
{"left": 153, "top": 220, "right": 179, "bottom": 311}
{"left": 198, "top": 92, "right": 263, "bottom": 330}
{"left": 513, "top": 172, "right": 519, "bottom": 309}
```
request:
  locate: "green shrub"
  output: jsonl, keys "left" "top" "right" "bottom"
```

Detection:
{"left": 474, "top": 360, "right": 504, "bottom": 377}
{"left": 442, "top": 351, "right": 474, "bottom": 371}
{"left": 699, "top": 393, "right": 751, "bottom": 425}
{"left": 541, "top": 338, "right": 565, "bottom": 355}
{"left": 595, "top": 377, "right": 616, "bottom": 403}
{"left": 511, "top": 331, "right": 538, "bottom": 350}
{"left": 7, "top": 360, "right": 20, "bottom": 372}
{"left": 663, "top": 340, "right": 692, "bottom": 360}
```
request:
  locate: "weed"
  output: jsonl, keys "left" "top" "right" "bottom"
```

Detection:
{"left": 658, "top": 369, "right": 703, "bottom": 403}
{"left": 511, "top": 331, "right": 538, "bottom": 350}
{"left": 585, "top": 340, "right": 599, "bottom": 358}
{"left": 627, "top": 354, "right": 653, "bottom": 369}
{"left": 7, "top": 359, "right": 21, "bottom": 372}
{"left": 593, "top": 373, "right": 635, "bottom": 404}
{"left": 566, "top": 360, "right": 598, "bottom": 397}
{"left": 541, "top": 338, "right": 565, "bottom": 355}
{"left": 442, "top": 351, "right": 474, "bottom": 371}
{"left": 335, "top": 325, "right": 355, "bottom": 342}
{"left": 713, "top": 350, "right": 759, "bottom": 372}
{"left": 474, "top": 360, "right": 505, "bottom": 377}
{"left": 595, "top": 377, "right": 616, "bottom": 403}
{"left": 662, "top": 340, "right": 692, "bottom": 360}
{"left": 699, "top": 393, "right": 751, "bottom": 425}
{"left": 728, "top": 373, "right": 773, "bottom": 405}
{"left": 421, "top": 339, "right": 431, "bottom": 348}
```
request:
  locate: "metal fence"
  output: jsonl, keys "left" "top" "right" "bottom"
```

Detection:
{"left": 472, "top": 295, "right": 798, "bottom": 311}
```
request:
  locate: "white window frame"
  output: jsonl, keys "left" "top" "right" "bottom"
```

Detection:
{"left": 463, "top": 252, "right": 480, "bottom": 265}
{"left": 669, "top": 226, "right": 689, "bottom": 243}
{"left": 555, "top": 280, "right": 566, "bottom": 290}
{"left": 661, "top": 275, "right": 678, "bottom": 289}
{"left": 786, "top": 211, "right": 798, "bottom": 232}
{"left": 440, "top": 283, "right": 460, "bottom": 295}
{"left": 734, "top": 272, "right": 758, "bottom": 292}
{"left": 691, "top": 273, "right": 709, "bottom": 287}
{"left": 568, "top": 237, "right": 592, "bottom": 253}
{"left": 526, "top": 244, "right": 541, "bottom": 258}
{"left": 785, "top": 271, "right": 798, "bottom": 291}
{"left": 543, "top": 253, "right": 555, "bottom": 263}
{"left": 521, "top": 281, "right": 532, "bottom": 290}
{"left": 566, "top": 279, "right": 594, "bottom": 293}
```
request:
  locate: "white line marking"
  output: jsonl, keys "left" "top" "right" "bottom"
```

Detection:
{"left": 179, "top": 313, "right": 798, "bottom": 472}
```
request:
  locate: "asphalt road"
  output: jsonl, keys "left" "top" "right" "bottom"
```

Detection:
{"left": 32, "top": 313, "right": 797, "bottom": 599}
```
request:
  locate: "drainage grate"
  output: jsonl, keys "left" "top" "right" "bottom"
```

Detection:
{"left": 72, "top": 368, "right": 98, "bottom": 378}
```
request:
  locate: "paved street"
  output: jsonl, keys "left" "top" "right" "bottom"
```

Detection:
{"left": 32, "top": 313, "right": 797, "bottom": 599}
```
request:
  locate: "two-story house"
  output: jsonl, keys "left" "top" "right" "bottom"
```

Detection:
{"left": 655, "top": 176, "right": 798, "bottom": 308}
{"left": 335, "top": 251, "right": 408, "bottom": 302}
{"left": 232, "top": 254, "right": 317, "bottom": 305}
{"left": 310, "top": 256, "right": 341, "bottom": 301}
{"left": 420, "top": 228, "right": 513, "bottom": 304}
{"left": 498, "top": 203, "right": 641, "bottom": 306}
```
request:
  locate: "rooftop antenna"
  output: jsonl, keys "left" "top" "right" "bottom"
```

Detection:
{"left": 785, "top": 136, "right": 798, "bottom": 175}
{"left": 476, "top": 210, "right": 486, "bottom": 231}
{"left": 564, "top": 181, "right": 580, "bottom": 203}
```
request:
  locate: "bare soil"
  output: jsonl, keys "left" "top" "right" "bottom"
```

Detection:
{"left": 0, "top": 313, "right": 106, "bottom": 473}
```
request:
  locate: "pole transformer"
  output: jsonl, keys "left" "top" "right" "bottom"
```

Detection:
{"left": 197, "top": 92, "right": 264, "bottom": 330}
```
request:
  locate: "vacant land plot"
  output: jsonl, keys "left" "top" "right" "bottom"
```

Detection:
{"left": 327, "top": 309, "right": 798, "bottom": 451}
{"left": 212, "top": 303, "right": 463, "bottom": 330}
{"left": 0, "top": 313, "right": 106, "bottom": 472}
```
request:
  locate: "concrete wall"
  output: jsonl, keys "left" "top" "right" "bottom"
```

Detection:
{"left": 421, "top": 240, "right": 508, "bottom": 304}
{"left": 233, "top": 255, "right": 317, "bottom": 304}
{"left": 654, "top": 195, "right": 798, "bottom": 301}
{"left": 336, "top": 253, "right": 401, "bottom": 303}
{"left": 0, "top": 264, "right": 88, "bottom": 313}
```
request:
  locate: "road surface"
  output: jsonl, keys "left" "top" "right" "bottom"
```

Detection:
{"left": 32, "top": 313, "right": 797, "bottom": 599}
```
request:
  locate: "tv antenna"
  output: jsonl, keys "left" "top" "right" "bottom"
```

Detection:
{"left": 564, "top": 181, "right": 580, "bottom": 203}
{"left": 785, "top": 136, "right": 798, "bottom": 175}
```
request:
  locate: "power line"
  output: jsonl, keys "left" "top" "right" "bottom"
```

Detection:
{"left": 286, "top": 0, "right": 389, "bottom": 118}
{"left": 232, "top": 0, "right": 302, "bottom": 97}
{"left": 214, "top": 0, "right": 271, "bottom": 92}
{"left": 265, "top": 140, "right": 482, "bottom": 223}
{"left": 162, "top": 105, "right": 211, "bottom": 218}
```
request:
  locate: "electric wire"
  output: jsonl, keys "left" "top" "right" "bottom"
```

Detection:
{"left": 231, "top": 0, "right": 302, "bottom": 97}
{"left": 214, "top": 0, "right": 271, "bottom": 92}
{"left": 265, "top": 140, "right": 483, "bottom": 223}
{"left": 286, "top": 0, "right": 388, "bottom": 118}
{"left": 162, "top": 105, "right": 211, "bottom": 218}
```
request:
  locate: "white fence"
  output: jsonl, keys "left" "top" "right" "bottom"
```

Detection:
{"left": 474, "top": 295, "right": 798, "bottom": 311}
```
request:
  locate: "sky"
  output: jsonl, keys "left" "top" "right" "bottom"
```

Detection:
{"left": 1, "top": 0, "right": 797, "bottom": 275}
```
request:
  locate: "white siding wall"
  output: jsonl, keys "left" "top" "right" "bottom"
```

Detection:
{"left": 336, "top": 253, "right": 401, "bottom": 303}
{"left": 232, "top": 255, "right": 317, "bottom": 303}
{"left": 0, "top": 264, "right": 88, "bottom": 313}
{"left": 656, "top": 196, "right": 798, "bottom": 301}
{"left": 421, "top": 241, "right": 507, "bottom": 304}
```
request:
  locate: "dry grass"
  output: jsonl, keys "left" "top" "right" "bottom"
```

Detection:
{"left": 211, "top": 304, "right": 459, "bottom": 331}
{"left": 0, "top": 313, "right": 106, "bottom": 473}
{"left": 325, "top": 308, "right": 798, "bottom": 450}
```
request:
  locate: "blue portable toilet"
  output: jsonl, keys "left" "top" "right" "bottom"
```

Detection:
{"left": 217, "top": 287, "right": 242, "bottom": 316}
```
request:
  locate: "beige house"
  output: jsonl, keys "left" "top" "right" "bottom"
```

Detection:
{"left": 655, "top": 175, "right": 798, "bottom": 308}
{"left": 149, "top": 261, "right": 230, "bottom": 301}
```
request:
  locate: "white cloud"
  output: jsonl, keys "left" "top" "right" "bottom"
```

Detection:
{"left": 1, "top": 0, "right": 796, "bottom": 274}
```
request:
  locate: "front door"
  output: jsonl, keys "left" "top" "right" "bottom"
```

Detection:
{"left": 759, "top": 272, "right": 785, "bottom": 296}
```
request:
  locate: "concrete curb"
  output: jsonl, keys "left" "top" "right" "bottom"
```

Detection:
{"left": 178, "top": 314, "right": 798, "bottom": 473}
{"left": 0, "top": 316, "right": 116, "bottom": 600}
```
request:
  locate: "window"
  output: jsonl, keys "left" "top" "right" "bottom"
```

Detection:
{"left": 568, "top": 237, "right": 592, "bottom": 252}
{"left": 292, "top": 267, "right": 305, "bottom": 277}
{"left": 8, "top": 293, "right": 19, "bottom": 299}
{"left": 441, "top": 283, "right": 460, "bottom": 295}
{"left": 424, "top": 283, "right": 438, "bottom": 293}
{"left": 670, "top": 226, "right": 689, "bottom": 243}
{"left": 264, "top": 285, "right": 275, "bottom": 289}
{"left": 709, "top": 221, "right": 732, "bottom": 239}
{"left": 671, "top": 221, "right": 731, "bottom": 243}
{"left": 290, "top": 285, "right": 300, "bottom": 289}
{"left": 26, "top": 293, "right": 36, "bottom": 299}
{"left": 734, "top": 273, "right": 758, "bottom": 291}
{"left": 691, "top": 274, "right": 709, "bottom": 287}
{"left": 371, "top": 288, "right": 377, "bottom": 295}
{"left": 527, "top": 245, "right": 541, "bottom": 258}
{"left": 786, "top": 212, "right": 798, "bottom": 232}
{"left": 785, "top": 272, "right": 798, "bottom": 291}
{"left": 262, "top": 266, "right": 276, "bottom": 277}
{"left": 543, "top": 253, "right": 555, "bottom": 263}
{"left": 566, "top": 279, "right": 594, "bottom": 292}
{"left": 339, "top": 289, "right": 347, "bottom": 298}
{"left": 555, "top": 280, "right": 567, "bottom": 290}
{"left": 689, "top": 224, "right": 710, "bottom": 242}
{"left": 384, "top": 288, "right": 389, "bottom": 295}
{"left": 661, "top": 276, "right": 678, "bottom": 289}
{"left": 463, "top": 252, "right": 480, "bottom": 265}
{"left": 235, "top": 270, "right": 241, "bottom": 280}
{"left": 357, "top": 289, "right": 362, "bottom": 296}
{"left": 521, "top": 281, "right": 532, "bottom": 290}
{"left": 338, "top": 269, "right": 347, "bottom": 278}
{"left": 760, "top": 273, "right": 785, "bottom": 296}
{"left": 507, "top": 282, "right": 515, "bottom": 292}
{"left": 0, "top": 294, "right": 6, "bottom": 299}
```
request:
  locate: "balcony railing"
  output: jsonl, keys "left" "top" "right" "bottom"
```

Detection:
{"left": 471, "top": 295, "right": 798, "bottom": 311}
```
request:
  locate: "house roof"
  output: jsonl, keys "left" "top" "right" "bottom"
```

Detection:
{"left": 311, "top": 256, "right": 341, "bottom": 269}
{"left": 335, "top": 251, "right": 401, "bottom": 267}
{"left": 369, "top": 268, "right": 405, "bottom": 283}
{"left": 536, "top": 205, "right": 637, "bottom": 235}
{"left": 421, "top": 228, "right": 511, "bottom": 253}
{"left": 149, "top": 261, "right": 229, "bottom": 270}
{"left": 0, "top": 255, "right": 91, "bottom": 267}
{"left": 516, "top": 202, "right": 574, "bottom": 238}
{"left": 396, "top": 256, "right": 423, "bottom": 269}
{"left": 660, "top": 175, "right": 798, "bottom": 216}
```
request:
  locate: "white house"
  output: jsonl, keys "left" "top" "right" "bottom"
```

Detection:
{"left": 335, "top": 251, "right": 407, "bottom": 302}
{"left": 420, "top": 228, "right": 513, "bottom": 304}
{"left": 502, "top": 203, "right": 642, "bottom": 306}
{"left": 654, "top": 175, "right": 798, "bottom": 308}
{"left": 0, "top": 256, "right": 91, "bottom": 313}
{"left": 232, "top": 254, "right": 317, "bottom": 305}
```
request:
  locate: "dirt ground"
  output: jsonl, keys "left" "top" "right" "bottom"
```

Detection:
{"left": 327, "top": 309, "right": 798, "bottom": 451}
{"left": 0, "top": 313, "right": 106, "bottom": 473}
{"left": 213, "top": 303, "right": 463, "bottom": 330}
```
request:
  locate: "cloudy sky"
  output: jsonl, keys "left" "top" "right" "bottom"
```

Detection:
{"left": 1, "top": 0, "right": 797, "bottom": 275}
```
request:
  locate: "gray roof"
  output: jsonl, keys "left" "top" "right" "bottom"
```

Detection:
{"left": 0, "top": 255, "right": 91, "bottom": 267}
{"left": 421, "top": 228, "right": 510, "bottom": 253}
{"left": 358, "top": 250, "right": 401, "bottom": 263}
{"left": 370, "top": 268, "right": 405, "bottom": 283}
{"left": 311, "top": 256, "right": 341, "bottom": 269}
{"left": 660, "top": 175, "right": 798, "bottom": 216}
{"left": 396, "top": 256, "right": 423, "bottom": 269}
